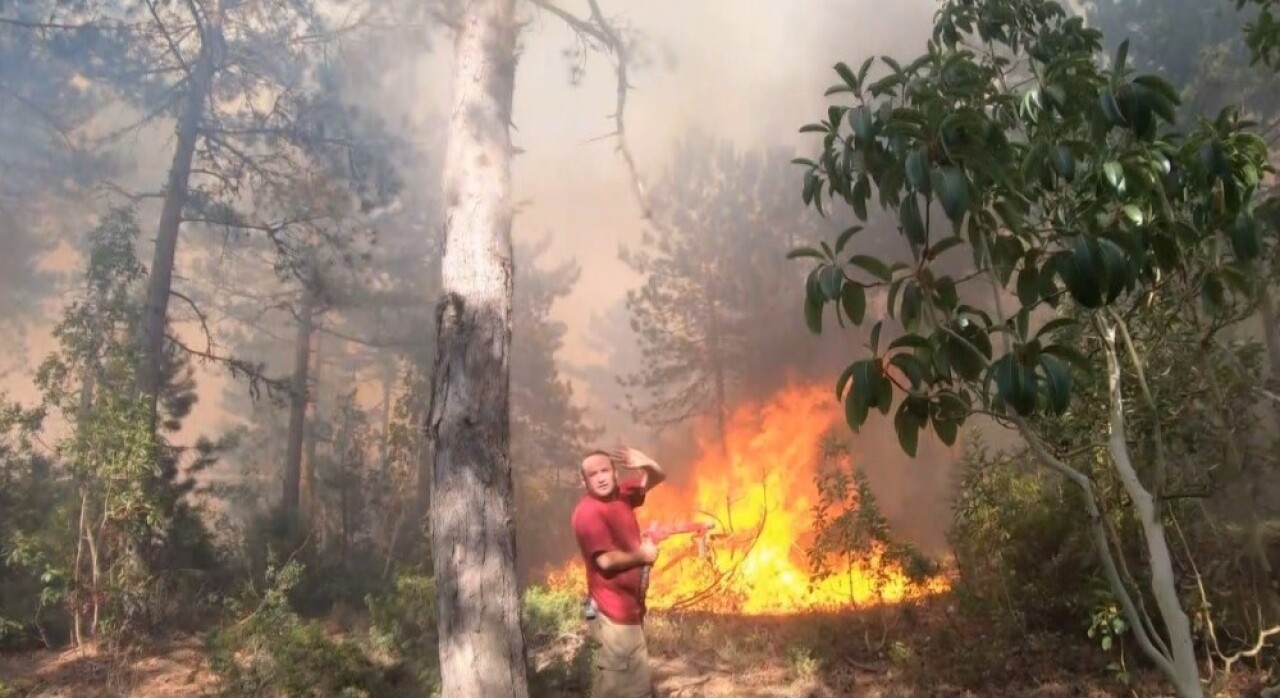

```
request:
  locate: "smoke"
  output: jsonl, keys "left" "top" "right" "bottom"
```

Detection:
{"left": 1, "top": 0, "right": 963, "bottom": 572}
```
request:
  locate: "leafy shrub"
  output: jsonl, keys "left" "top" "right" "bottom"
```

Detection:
{"left": 208, "top": 558, "right": 392, "bottom": 697}
{"left": 366, "top": 570, "right": 439, "bottom": 692}
{"left": 521, "top": 584, "right": 581, "bottom": 641}
{"left": 948, "top": 433, "right": 1104, "bottom": 633}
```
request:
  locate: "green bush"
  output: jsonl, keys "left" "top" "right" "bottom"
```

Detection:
{"left": 948, "top": 434, "right": 1104, "bottom": 633}
{"left": 521, "top": 584, "right": 581, "bottom": 641}
{"left": 208, "top": 558, "right": 392, "bottom": 698}
{"left": 366, "top": 570, "right": 439, "bottom": 693}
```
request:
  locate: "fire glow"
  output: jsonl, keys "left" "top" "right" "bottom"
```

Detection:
{"left": 545, "top": 383, "right": 950, "bottom": 614}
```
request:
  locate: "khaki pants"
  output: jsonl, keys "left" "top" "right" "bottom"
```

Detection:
{"left": 589, "top": 613, "right": 654, "bottom": 698}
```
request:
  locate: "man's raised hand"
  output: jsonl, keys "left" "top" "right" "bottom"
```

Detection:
{"left": 609, "top": 446, "right": 657, "bottom": 470}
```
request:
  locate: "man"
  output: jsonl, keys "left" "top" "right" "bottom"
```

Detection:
{"left": 571, "top": 445, "right": 667, "bottom": 698}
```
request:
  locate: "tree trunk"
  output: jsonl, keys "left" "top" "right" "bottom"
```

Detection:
{"left": 1100, "top": 320, "right": 1203, "bottom": 698}
{"left": 706, "top": 283, "right": 733, "bottom": 530}
{"left": 283, "top": 291, "right": 315, "bottom": 514}
{"left": 137, "top": 22, "right": 217, "bottom": 425}
{"left": 302, "top": 330, "right": 323, "bottom": 525}
{"left": 426, "top": 0, "right": 528, "bottom": 695}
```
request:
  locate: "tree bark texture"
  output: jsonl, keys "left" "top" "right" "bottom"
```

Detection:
{"left": 283, "top": 291, "right": 314, "bottom": 514}
{"left": 1100, "top": 320, "right": 1203, "bottom": 698}
{"left": 426, "top": 1, "right": 528, "bottom": 696}
{"left": 138, "top": 23, "right": 217, "bottom": 426}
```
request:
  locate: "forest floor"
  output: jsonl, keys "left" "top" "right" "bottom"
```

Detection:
{"left": 1, "top": 598, "right": 1274, "bottom": 697}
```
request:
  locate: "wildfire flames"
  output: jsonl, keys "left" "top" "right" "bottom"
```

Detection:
{"left": 545, "top": 383, "right": 950, "bottom": 614}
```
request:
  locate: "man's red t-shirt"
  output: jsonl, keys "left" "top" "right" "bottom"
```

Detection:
{"left": 571, "top": 478, "right": 647, "bottom": 625}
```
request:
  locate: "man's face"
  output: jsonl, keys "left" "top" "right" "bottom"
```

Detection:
{"left": 581, "top": 455, "right": 617, "bottom": 499}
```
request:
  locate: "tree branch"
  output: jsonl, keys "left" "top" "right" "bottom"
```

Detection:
{"left": 1110, "top": 308, "right": 1168, "bottom": 501}
{"left": 529, "top": 0, "right": 654, "bottom": 219}
{"left": 168, "top": 288, "right": 215, "bottom": 357}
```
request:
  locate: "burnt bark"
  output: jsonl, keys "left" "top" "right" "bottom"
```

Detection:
{"left": 138, "top": 18, "right": 218, "bottom": 425}
{"left": 426, "top": 0, "right": 528, "bottom": 695}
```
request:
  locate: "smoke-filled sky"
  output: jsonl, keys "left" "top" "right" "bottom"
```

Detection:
{"left": 408, "top": 0, "right": 936, "bottom": 369}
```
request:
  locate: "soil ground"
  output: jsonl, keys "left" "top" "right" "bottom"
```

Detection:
{"left": 1, "top": 600, "right": 1274, "bottom": 697}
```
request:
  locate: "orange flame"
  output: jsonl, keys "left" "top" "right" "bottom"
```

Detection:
{"left": 546, "top": 383, "right": 950, "bottom": 614}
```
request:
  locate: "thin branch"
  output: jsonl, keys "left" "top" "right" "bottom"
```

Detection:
{"left": 1110, "top": 308, "right": 1168, "bottom": 500}
{"left": 168, "top": 289, "right": 214, "bottom": 357}
{"left": 530, "top": 0, "right": 654, "bottom": 220}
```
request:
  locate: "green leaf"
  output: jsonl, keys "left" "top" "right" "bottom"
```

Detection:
{"left": 836, "top": 362, "right": 857, "bottom": 400}
{"left": 900, "top": 194, "right": 928, "bottom": 246}
{"left": 841, "top": 282, "right": 867, "bottom": 324}
{"left": 787, "top": 246, "right": 826, "bottom": 261}
{"left": 1201, "top": 272, "right": 1227, "bottom": 313}
{"left": 932, "top": 410, "right": 959, "bottom": 447}
{"left": 934, "top": 275, "right": 959, "bottom": 311}
{"left": 889, "top": 334, "right": 931, "bottom": 351}
{"left": 849, "top": 254, "right": 892, "bottom": 282}
{"left": 847, "top": 359, "right": 877, "bottom": 429}
{"left": 834, "top": 226, "right": 863, "bottom": 255}
{"left": 870, "top": 321, "right": 884, "bottom": 354}
{"left": 1132, "top": 75, "right": 1180, "bottom": 106}
{"left": 938, "top": 166, "right": 970, "bottom": 223}
{"left": 800, "top": 123, "right": 829, "bottom": 134}
{"left": 1040, "top": 354, "right": 1072, "bottom": 415}
{"left": 834, "top": 61, "right": 858, "bottom": 90}
{"left": 1061, "top": 239, "right": 1104, "bottom": 308}
{"left": 1115, "top": 38, "right": 1130, "bottom": 74}
{"left": 1033, "top": 317, "right": 1076, "bottom": 340}
{"left": 852, "top": 176, "right": 871, "bottom": 221}
{"left": 1016, "top": 263, "right": 1041, "bottom": 307}
{"left": 1230, "top": 214, "right": 1261, "bottom": 262}
{"left": 874, "top": 364, "right": 894, "bottom": 415}
{"left": 929, "top": 236, "right": 965, "bottom": 260}
{"left": 820, "top": 265, "right": 844, "bottom": 300}
{"left": 1103, "top": 161, "right": 1125, "bottom": 191}
{"left": 900, "top": 282, "right": 923, "bottom": 331}
{"left": 894, "top": 398, "right": 922, "bottom": 457}
{"left": 1041, "top": 343, "right": 1092, "bottom": 373}
{"left": 992, "top": 354, "right": 1037, "bottom": 416}
{"left": 889, "top": 352, "right": 929, "bottom": 387}
{"left": 851, "top": 105, "right": 875, "bottom": 142}
{"left": 1052, "top": 144, "right": 1076, "bottom": 182}
{"left": 804, "top": 293, "right": 824, "bottom": 334}
{"left": 947, "top": 321, "right": 991, "bottom": 382}
{"left": 906, "top": 149, "right": 932, "bottom": 194}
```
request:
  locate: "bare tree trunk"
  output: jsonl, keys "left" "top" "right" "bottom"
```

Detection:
{"left": 73, "top": 489, "right": 88, "bottom": 647}
{"left": 302, "top": 330, "right": 323, "bottom": 525}
{"left": 283, "top": 291, "right": 315, "bottom": 514}
{"left": 1099, "top": 319, "right": 1203, "bottom": 698}
{"left": 706, "top": 287, "right": 733, "bottom": 530}
{"left": 380, "top": 358, "right": 395, "bottom": 474}
{"left": 137, "top": 21, "right": 218, "bottom": 424}
{"left": 426, "top": 1, "right": 528, "bottom": 695}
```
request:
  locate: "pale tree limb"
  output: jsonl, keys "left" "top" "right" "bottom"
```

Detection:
{"left": 1096, "top": 314, "right": 1203, "bottom": 698}
{"left": 928, "top": 301, "right": 1178, "bottom": 679}
{"left": 1220, "top": 622, "right": 1279, "bottom": 679}
{"left": 527, "top": 0, "right": 655, "bottom": 220}
{"left": 1110, "top": 308, "right": 1168, "bottom": 500}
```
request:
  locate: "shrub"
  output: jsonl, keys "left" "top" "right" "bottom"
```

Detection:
{"left": 208, "top": 558, "right": 392, "bottom": 698}
{"left": 947, "top": 434, "right": 1104, "bottom": 633}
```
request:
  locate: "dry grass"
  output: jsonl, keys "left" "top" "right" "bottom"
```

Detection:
{"left": 0, "top": 637, "right": 214, "bottom": 697}
{"left": 0, "top": 596, "right": 1274, "bottom": 697}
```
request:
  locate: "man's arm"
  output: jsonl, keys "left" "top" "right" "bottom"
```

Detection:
{"left": 613, "top": 446, "right": 666, "bottom": 493}
{"left": 573, "top": 506, "right": 659, "bottom": 573}
{"left": 594, "top": 540, "right": 657, "bottom": 572}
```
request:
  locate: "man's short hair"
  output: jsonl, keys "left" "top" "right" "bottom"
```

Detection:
{"left": 580, "top": 449, "right": 619, "bottom": 471}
